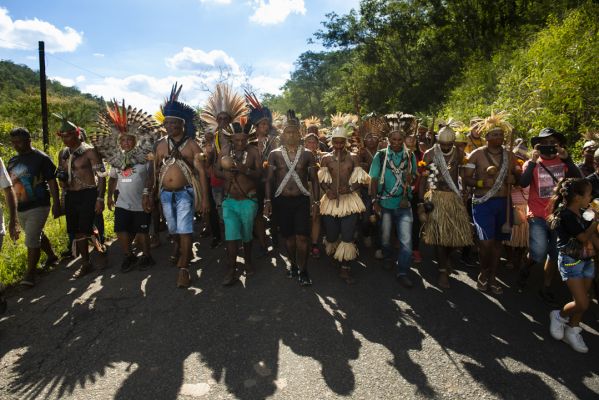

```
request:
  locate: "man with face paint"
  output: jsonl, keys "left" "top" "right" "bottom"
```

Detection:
{"left": 55, "top": 114, "right": 106, "bottom": 278}
{"left": 216, "top": 122, "right": 262, "bottom": 286}
{"left": 370, "top": 127, "right": 418, "bottom": 288}
{"left": 463, "top": 112, "right": 521, "bottom": 294}
{"left": 318, "top": 118, "right": 370, "bottom": 284}
{"left": 264, "top": 111, "right": 319, "bottom": 285}
{"left": 418, "top": 126, "right": 473, "bottom": 288}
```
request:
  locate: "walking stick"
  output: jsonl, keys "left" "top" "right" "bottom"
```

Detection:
{"left": 501, "top": 130, "right": 514, "bottom": 234}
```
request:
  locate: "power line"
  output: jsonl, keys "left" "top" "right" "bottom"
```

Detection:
{"left": 46, "top": 53, "right": 107, "bottom": 79}
{"left": 0, "top": 37, "right": 107, "bottom": 79}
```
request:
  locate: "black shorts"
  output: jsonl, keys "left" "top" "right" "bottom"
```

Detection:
{"left": 114, "top": 207, "right": 151, "bottom": 234}
{"left": 273, "top": 195, "right": 310, "bottom": 238}
{"left": 65, "top": 188, "right": 97, "bottom": 235}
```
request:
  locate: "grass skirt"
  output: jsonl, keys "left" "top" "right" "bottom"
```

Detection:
{"left": 504, "top": 204, "right": 529, "bottom": 248}
{"left": 423, "top": 190, "right": 473, "bottom": 247}
{"left": 320, "top": 192, "right": 366, "bottom": 217}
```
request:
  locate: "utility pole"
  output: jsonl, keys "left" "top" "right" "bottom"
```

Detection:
{"left": 39, "top": 41, "right": 49, "bottom": 153}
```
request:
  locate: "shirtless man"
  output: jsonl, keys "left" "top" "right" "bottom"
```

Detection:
{"left": 216, "top": 122, "right": 262, "bottom": 286}
{"left": 264, "top": 113, "right": 319, "bottom": 286}
{"left": 152, "top": 98, "right": 209, "bottom": 288}
{"left": 463, "top": 114, "right": 521, "bottom": 294}
{"left": 358, "top": 117, "right": 387, "bottom": 252}
{"left": 418, "top": 126, "right": 473, "bottom": 288}
{"left": 56, "top": 116, "right": 106, "bottom": 278}
{"left": 304, "top": 132, "right": 324, "bottom": 258}
{"left": 246, "top": 95, "right": 279, "bottom": 254}
{"left": 318, "top": 125, "right": 370, "bottom": 284}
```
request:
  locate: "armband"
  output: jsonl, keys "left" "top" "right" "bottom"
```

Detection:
{"left": 93, "top": 163, "right": 109, "bottom": 178}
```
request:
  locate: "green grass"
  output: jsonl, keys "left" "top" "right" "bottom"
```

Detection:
{"left": 0, "top": 137, "right": 115, "bottom": 286}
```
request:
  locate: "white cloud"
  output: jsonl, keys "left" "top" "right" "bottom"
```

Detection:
{"left": 75, "top": 75, "right": 86, "bottom": 83}
{"left": 249, "top": 0, "right": 306, "bottom": 25}
{"left": 166, "top": 47, "right": 241, "bottom": 75}
{"left": 51, "top": 76, "right": 75, "bottom": 87}
{"left": 93, "top": 53, "right": 104, "bottom": 58}
{"left": 0, "top": 7, "right": 83, "bottom": 53}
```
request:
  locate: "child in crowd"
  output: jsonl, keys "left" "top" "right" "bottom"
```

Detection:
{"left": 547, "top": 178, "right": 597, "bottom": 353}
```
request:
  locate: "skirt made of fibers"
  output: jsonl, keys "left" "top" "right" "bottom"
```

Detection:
{"left": 422, "top": 190, "right": 473, "bottom": 248}
{"left": 503, "top": 204, "right": 529, "bottom": 248}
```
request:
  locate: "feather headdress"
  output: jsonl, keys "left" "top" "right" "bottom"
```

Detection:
{"left": 245, "top": 90, "right": 272, "bottom": 127}
{"left": 52, "top": 112, "right": 80, "bottom": 137}
{"left": 90, "top": 99, "right": 161, "bottom": 169}
{"left": 474, "top": 111, "right": 513, "bottom": 137}
{"left": 201, "top": 83, "right": 247, "bottom": 130}
{"left": 304, "top": 116, "right": 321, "bottom": 129}
{"left": 161, "top": 83, "right": 197, "bottom": 138}
{"left": 283, "top": 109, "right": 301, "bottom": 133}
{"left": 360, "top": 116, "right": 390, "bottom": 138}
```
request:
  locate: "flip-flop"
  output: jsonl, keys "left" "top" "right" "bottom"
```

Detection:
{"left": 41, "top": 256, "right": 59, "bottom": 270}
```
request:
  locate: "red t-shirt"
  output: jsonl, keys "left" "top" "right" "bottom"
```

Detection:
{"left": 524, "top": 156, "right": 568, "bottom": 219}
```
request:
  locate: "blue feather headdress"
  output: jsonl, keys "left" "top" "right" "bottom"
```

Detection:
{"left": 245, "top": 90, "right": 272, "bottom": 127}
{"left": 162, "top": 82, "right": 197, "bottom": 138}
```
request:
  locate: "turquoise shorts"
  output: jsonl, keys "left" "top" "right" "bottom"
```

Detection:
{"left": 222, "top": 197, "right": 258, "bottom": 242}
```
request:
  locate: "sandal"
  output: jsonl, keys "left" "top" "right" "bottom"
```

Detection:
{"left": 476, "top": 275, "right": 488, "bottom": 292}
{"left": 74, "top": 263, "right": 94, "bottom": 279}
{"left": 41, "top": 255, "right": 59, "bottom": 271}
{"left": 177, "top": 268, "right": 191, "bottom": 288}
{"left": 490, "top": 283, "right": 503, "bottom": 295}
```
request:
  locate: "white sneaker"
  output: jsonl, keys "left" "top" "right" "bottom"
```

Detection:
{"left": 549, "top": 310, "right": 567, "bottom": 340}
{"left": 374, "top": 249, "right": 384, "bottom": 260}
{"left": 563, "top": 325, "right": 589, "bottom": 353}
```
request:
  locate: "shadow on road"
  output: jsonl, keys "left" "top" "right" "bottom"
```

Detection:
{"left": 1, "top": 235, "right": 598, "bottom": 399}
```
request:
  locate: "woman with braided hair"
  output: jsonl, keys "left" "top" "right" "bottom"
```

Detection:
{"left": 547, "top": 178, "right": 598, "bottom": 353}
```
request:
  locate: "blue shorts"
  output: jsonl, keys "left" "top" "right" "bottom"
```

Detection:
{"left": 222, "top": 197, "right": 258, "bottom": 242}
{"left": 472, "top": 197, "right": 512, "bottom": 241}
{"left": 558, "top": 253, "right": 595, "bottom": 281}
{"left": 528, "top": 217, "right": 558, "bottom": 263}
{"left": 160, "top": 186, "right": 194, "bottom": 234}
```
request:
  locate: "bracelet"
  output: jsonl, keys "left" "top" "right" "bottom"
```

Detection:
{"left": 264, "top": 199, "right": 271, "bottom": 204}
{"left": 313, "top": 201, "right": 320, "bottom": 206}
{"left": 476, "top": 179, "right": 484, "bottom": 188}
{"left": 96, "top": 197, "right": 105, "bottom": 203}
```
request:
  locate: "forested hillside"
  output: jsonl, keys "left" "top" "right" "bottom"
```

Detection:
{"left": 264, "top": 0, "right": 599, "bottom": 142}
{"left": 0, "top": 60, "right": 104, "bottom": 145}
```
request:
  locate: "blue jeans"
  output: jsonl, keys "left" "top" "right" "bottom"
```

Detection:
{"left": 528, "top": 217, "right": 558, "bottom": 264}
{"left": 160, "top": 186, "right": 194, "bottom": 234}
{"left": 381, "top": 206, "right": 413, "bottom": 276}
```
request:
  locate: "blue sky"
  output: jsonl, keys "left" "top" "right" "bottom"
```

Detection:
{"left": 0, "top": 0, "right": 360, "bottom": 112}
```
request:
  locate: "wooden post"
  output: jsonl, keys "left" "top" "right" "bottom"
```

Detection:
{"left": 39, "top": 41, "right": 49, "bottom": 153}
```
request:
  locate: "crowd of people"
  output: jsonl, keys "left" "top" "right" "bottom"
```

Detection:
{"left": 0, "top": 83, "right": 597, "bottom": 354}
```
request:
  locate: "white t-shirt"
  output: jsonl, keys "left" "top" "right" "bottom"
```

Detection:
{"left": 109, "top": 163, "right": 148, "bottom": 212}
{"left": 0, "top": 157, "right": 13, "bottom": 236}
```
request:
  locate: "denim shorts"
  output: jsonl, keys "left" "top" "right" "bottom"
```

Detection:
{"left": 528, "top": 217, "right": 558, "bottom": 263}
{"left": 160, "top": 186, "right": 194, "bottom": 234}
{"left": 557, "top": 253, "right": 595, "bottom": 281}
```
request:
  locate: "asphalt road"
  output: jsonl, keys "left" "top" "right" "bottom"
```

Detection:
{"left": 1, "top": 230, "right": 598, "bottom": 400}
